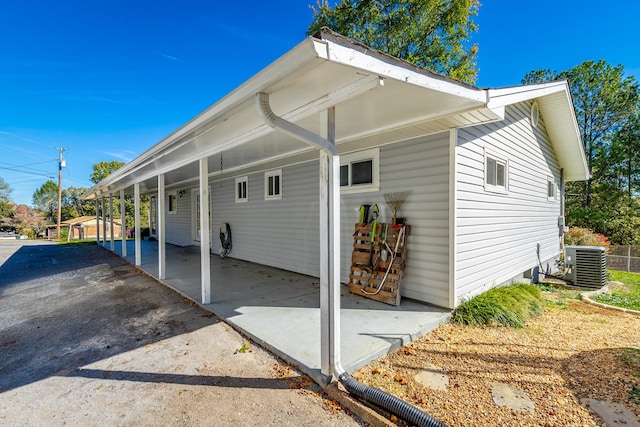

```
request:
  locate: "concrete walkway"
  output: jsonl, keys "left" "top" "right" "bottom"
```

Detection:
{"left": 105, "top": 239, "right": 451, "bottom": 384}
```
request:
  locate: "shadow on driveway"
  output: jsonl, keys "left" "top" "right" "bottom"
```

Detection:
{"left": 0, "top": 241, "right": 219, "bottom": 393}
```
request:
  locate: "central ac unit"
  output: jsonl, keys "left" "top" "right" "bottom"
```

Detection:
{"left": 564, "top": 246, "right": 607, "bottom": 289}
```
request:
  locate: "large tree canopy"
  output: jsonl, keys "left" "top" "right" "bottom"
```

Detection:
{"left": 307, "top": 0, "right": 480, "bottom": 84}
{"left": 523, "top": 60, "right": 640, "bottom": 243}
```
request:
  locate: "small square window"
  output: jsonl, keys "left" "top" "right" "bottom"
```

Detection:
{"left": 351, "top": 160, "right": 373, "bottom": 185}
{"left": 235, "top": 176, "right": 248, "bottom": 203}
{"left": 264, "top": 169, "right": 282, "bottom": 200}
{"left": 485, "top": 153, "right": 508, "bottom": 193}
{"left": 168, "top": 192, "right": 177, "bottom": 214}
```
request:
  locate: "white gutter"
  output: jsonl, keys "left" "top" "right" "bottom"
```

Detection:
{"left": 255, "top": 92, "right": 346, "bottom": 379}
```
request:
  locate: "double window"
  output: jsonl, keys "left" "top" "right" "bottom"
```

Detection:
{"left": 235, "top": 176, "right": 248, "bottom": 203}
{"left": 264, "top": 169, "right": 282, "bottom": 200}
{"left": 340, "top": 148, "right": 380, "bottom": 193}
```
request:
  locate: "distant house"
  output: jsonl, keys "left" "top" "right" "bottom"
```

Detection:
{"left": 84, "top": 28, "right": 589, "bottom": 309}
{"left": 48, "top": 216, "right": 122, "bottom": 240}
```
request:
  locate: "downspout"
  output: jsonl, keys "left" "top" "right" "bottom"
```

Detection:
{"left": 256, "top": 92, "right": 446, "bottom": 427}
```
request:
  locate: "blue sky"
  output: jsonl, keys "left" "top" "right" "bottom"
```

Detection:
{"left": 1, "top": 0, "right": 638, "bottom": 206}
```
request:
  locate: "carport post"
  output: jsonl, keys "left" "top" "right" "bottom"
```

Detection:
{"left": 158, "top": 174, "right": 166, "bottom": 280}
{"left": 95, "top": 199, "right": 100, "bottom": 243}
{"left": 120, "top": 189, "right": 127, "bottom": 258}
{"left": 101, "top": 197, "right": 107, "bottom": 247}
{"left": 199, "top": 157, "right": 211, "bottom": 304}
{"left": 134, "top": 183, "right": 141, "bottom": 266}
{"left": 109, "top": 193, "right": 115, "bottom": 251}
{"left": 319, "top": 107, "right": 340, "bottom": 378}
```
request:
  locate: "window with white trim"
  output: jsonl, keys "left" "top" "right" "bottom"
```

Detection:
{"left": 340, "top": 147, "right": 380, "bottom": 193}
{"left": 168, "top": 192, "right": 177, "bottom": 214}
{"left": 264, "top": 169, "right": 282, "bottom": 200}
{"left": 485, "top": 153, "right": 508, "bottom": 192}
{"left": 235, "top": 176, "right": 248, "bottom": 203}
{"left": 547, "top": 177, "right": 557, "bottom": 200}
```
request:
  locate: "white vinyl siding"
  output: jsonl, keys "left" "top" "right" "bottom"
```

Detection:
{"left": 455, "top": 101, "right": 562, "bottom": 303}
{"left": 212, "top": 162, "right": 319, "bottom": 276}
{"left": 161, "top": 133, "right": 450, "bottom": 306}
{"left": 164, "top": 189, "right": 194, "bottom": 247}
{"left": 162, "top": 134, "right": 450, "bottom": 306}
{"left": 340, "top": 133, "right": 450, "bottom": 306}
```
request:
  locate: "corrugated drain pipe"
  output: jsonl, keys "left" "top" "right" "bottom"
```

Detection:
{"left": 256, "top": 92, "right": 446, "bottom": 427}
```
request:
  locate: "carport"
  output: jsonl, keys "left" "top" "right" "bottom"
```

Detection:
{"left": 104, "top": 239, "right": 449, "bottom": 384}
{"left": 83, "top": 29, "right": 490, "bottom": 383}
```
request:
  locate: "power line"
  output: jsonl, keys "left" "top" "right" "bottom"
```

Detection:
{"left": 0, "top": 166, "right": 55, "bottom": 178}
{"left": 5, "top": 178, "right": 47, "bottom": 185}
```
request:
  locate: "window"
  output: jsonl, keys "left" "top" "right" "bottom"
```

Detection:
{"left": 340, "top": 148, "right": 380, "bottom": 193}
{"left": 149, "top": 196, "right": 157, "bottom": 235}
{"left": 168, "top": 192, "right": 177, "bottom": 214}
{"left": 235, "top": 176, "right": 248, "bottom": 203}
{"left": 192, "top": 187, "right": 211, "bottom": 242}
{"left": 264, "top": 169, "right": 282, "bottom": 200}
{"left": 547, "top": 177, "right": 557, "bottom": 200}
{"left": 485, "top": 153, "right": 508, "bottom": 192}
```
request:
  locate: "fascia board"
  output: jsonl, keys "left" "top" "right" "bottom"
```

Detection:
{"left": 486, "top": 81, "right": 568, "bottom": 109}
{"left": 324, "top": 38, "right": 486, "bottom": 104}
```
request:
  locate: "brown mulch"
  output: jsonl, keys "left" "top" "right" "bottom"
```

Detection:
{"left": 354, "top": 295, "right": 640, "bottom": 426}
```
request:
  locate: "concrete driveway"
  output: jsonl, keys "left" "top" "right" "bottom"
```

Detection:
{"left": 0, "top": 241, "right": 362, "bottom": 426}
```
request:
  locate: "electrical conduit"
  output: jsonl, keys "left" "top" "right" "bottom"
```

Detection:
{"left": 255, "top": 92, "right": 446, "bottom": 427}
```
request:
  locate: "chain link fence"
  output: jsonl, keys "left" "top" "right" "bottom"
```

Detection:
{"left": 607, "top": 245, "right": 640, "bottom": 273}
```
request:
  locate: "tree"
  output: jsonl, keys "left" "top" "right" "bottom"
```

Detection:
{"left": 307, "top": 0, "right": 480, "bottom": 84}
{"left": 90, "top": 160, "right": 125, "bottom": 184}
{"left": 89, "top": 160, "right": 149, "bottom": 228}
{"left": 522, "top": 60, "right": 640, "bottom": 243}
{"left": 1, "top": 203, "right": 47, "bottom": 238}
{"left": 0, "top": 176, "right": 12, "bottom": 219}
{"left": 62, "top": 186, "right": 95, "bottom": 219}
{"left": 523, "top": 60, "right": 640, "bottom": 207}
{"left": 32, "top": 180, "right": 58, "bottom": 222}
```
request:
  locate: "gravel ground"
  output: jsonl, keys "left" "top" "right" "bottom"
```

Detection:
{"left": 354, "top": 293, "right": 640, "bottom": 426}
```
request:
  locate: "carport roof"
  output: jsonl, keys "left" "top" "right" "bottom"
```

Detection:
{"left": 83, "top": 28, "right": 588, "bottom": 199}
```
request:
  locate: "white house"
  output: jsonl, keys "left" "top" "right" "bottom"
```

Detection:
{"left": 84, "top": 28, "right": 588, "bottom": 378}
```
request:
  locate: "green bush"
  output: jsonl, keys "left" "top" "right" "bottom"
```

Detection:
{"left": 452, "top": 284, "right": 543, "bottom": 328}
{"left": 564, "top": 227, "right": 610, "bottom": 250}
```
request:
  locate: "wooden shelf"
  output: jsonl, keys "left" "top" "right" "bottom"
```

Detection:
{"left": 348, "top": 223, "right": 409, "bottom": 306}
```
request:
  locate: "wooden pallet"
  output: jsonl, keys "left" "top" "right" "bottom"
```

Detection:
{"left": 348, "top": 223, "right": 408, "bottom": 306}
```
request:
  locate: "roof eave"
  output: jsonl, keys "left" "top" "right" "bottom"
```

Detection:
{"left": 488, "top": 81, "right": 590, "bottom": 182}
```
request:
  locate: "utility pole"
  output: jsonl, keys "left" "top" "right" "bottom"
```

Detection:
{"left": 56, "top": 147, "right": 66, "bottom": 239}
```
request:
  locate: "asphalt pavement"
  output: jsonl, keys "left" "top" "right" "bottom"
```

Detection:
{"left": 0, "top": 240, "right": 363, "bottom": 426}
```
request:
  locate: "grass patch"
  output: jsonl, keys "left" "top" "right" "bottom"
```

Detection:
{"left": 55, "top": 239, "right": 97, "bottom": 247}
{"left": 451, "top": 284, "right": 543, "bottom": 328}
{"left": 591, "top": 270, "right": 640, "bottom": 311}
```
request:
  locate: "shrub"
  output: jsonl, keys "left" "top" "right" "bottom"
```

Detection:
{"left": 564, "top": 227, "right": 610, "bottom": 250}
{"left": 452, "top": 284, "right": 543, "bottom": 328}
